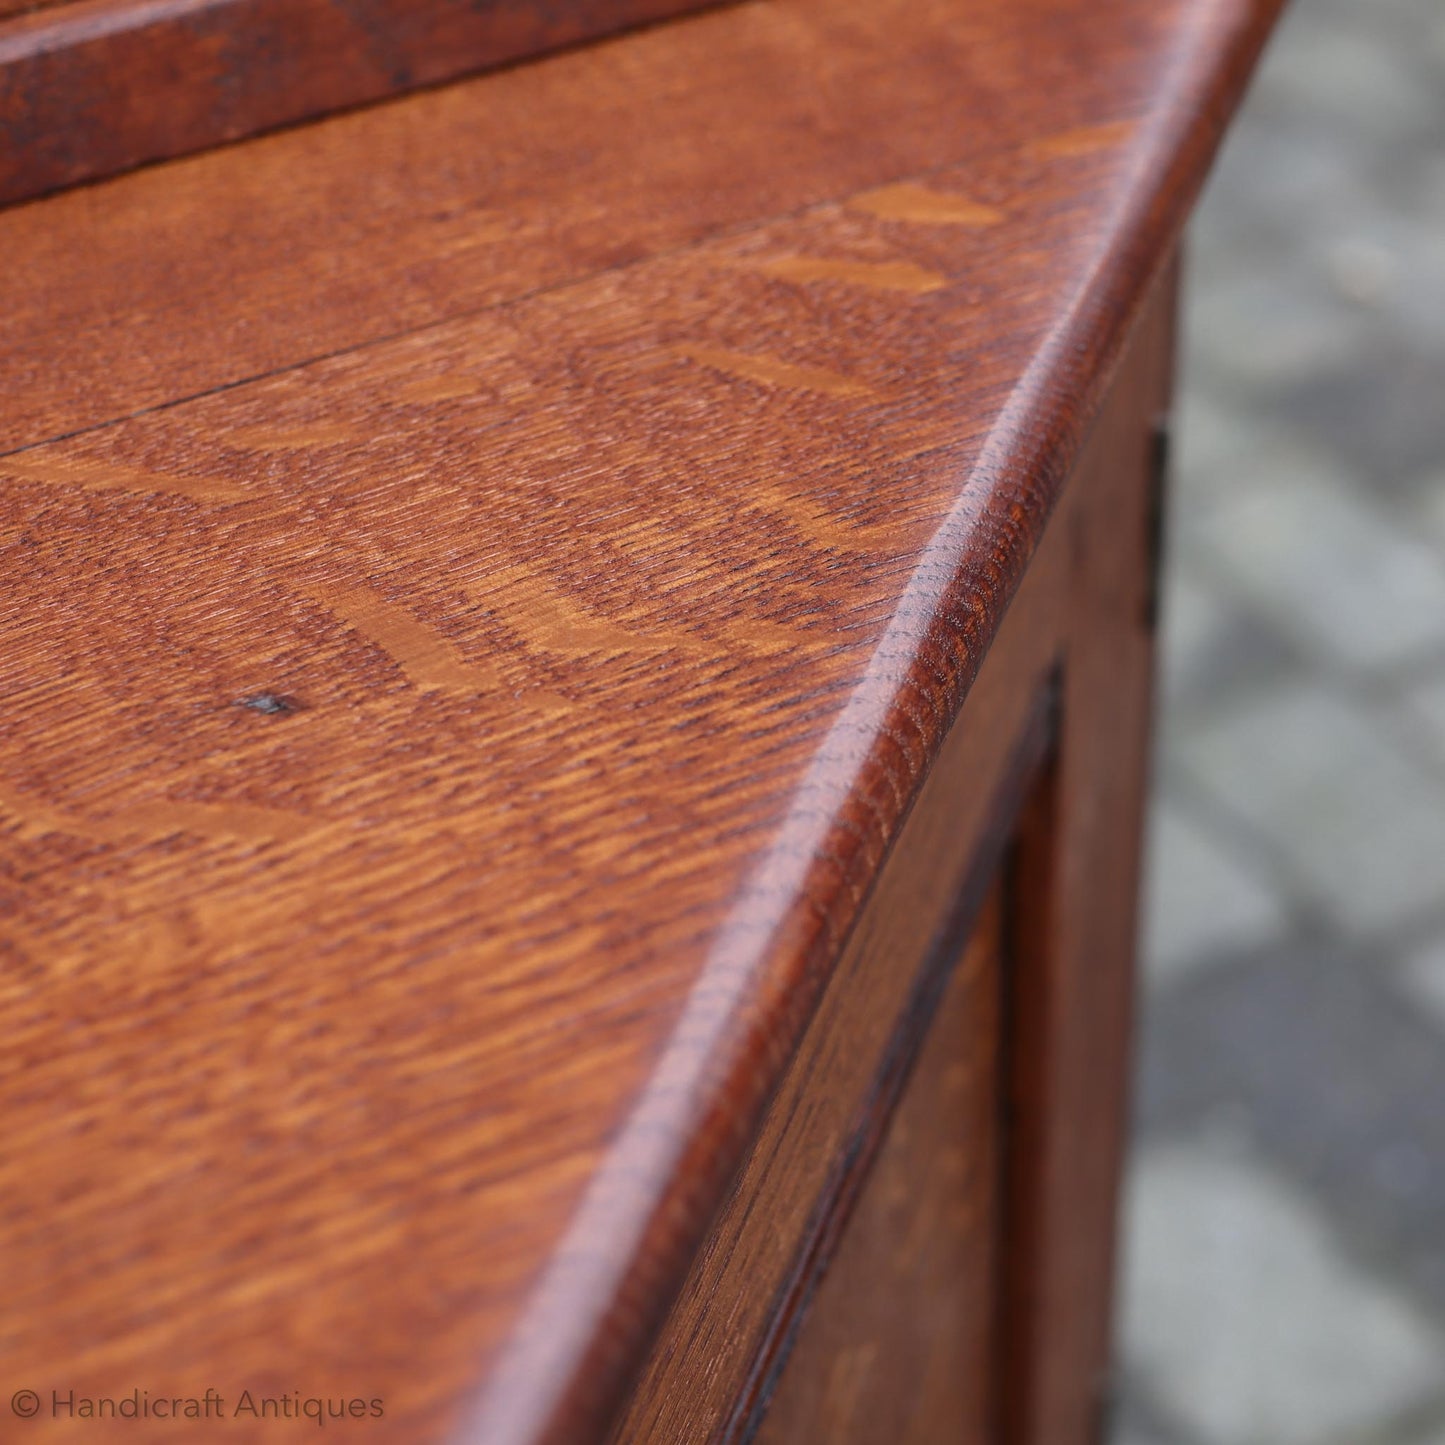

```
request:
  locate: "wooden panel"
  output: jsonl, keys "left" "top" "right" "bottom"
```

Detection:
{"left": 0, "top": 0, "right": 722, "bottom": 205}
{"left": 0, "top": 0, "right": 66, "bottom": 17}
{"left": 608, "top": 439, "right": 1070, "bottom": 1445}
{"left": 752, "top": 885, "right": 1003, "bottom": 1445}
{"left": 0, "top": 0, "right": 1283, "bottom": 454}
{"left": 613, "top": 267, "right": 1175, "bottom": 1445}
{"left": 999, "top": 259, "right": 1177, "bottom": 1445}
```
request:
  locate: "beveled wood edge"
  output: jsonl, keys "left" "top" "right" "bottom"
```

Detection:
{"left": 0, "top": 0, "right": 722, "bottom": 206}
{"left": 996, "top": 258, "right": 1178, "bottom": 1445}
{"left": 728, "top": 683, "right": 1058, "bottom": 1444}
{"left": 608, "top": 478, "right": 1077, "bottom": 1443}
{"left": 453, "top": 10, "right": 1284, "bottom": 1443}
{"left": 619, "top": 257, "right": 1174, "bottom": 1440}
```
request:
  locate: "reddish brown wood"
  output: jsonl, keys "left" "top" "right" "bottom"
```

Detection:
{"left": 609, "top": 520, "right": 1068, "bottom": 1443}
{"left": 613, "top": 269, "right": 1174, "bottom": 1445}
{"left": 0, "top": 0, "right": 722, "bottom": 206}
{"left": 0, "top": 0, "right": 66, "bottom": 18}
{"left": 999, "top": 262, "right": 1178, "bottom": 1445}
{"left": 3, "top": 0, "right": 1282, "bottom": 455}
{"left": 753, "top": 886, "right": 1004, "bottom": 1445}
{"left": 0, "top": 2, "right": 1277, "bottom": 1443}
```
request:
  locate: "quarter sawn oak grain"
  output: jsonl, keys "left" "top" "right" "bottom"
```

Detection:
{"left": 0, "top": 0, "right": 723, "bottom": 205}
{"left": 754, "top": 887, "right": 1005, "bottom": 1445}
{"left": 612, "top": 269, "right": 1176, "bottom": 1445}
{"left": 1, "top": 1, "right": 1281, "bottom": 1442}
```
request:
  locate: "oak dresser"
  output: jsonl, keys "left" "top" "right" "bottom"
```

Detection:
{"left": 0, "top": 0, "right": 1284, "bottom": 1440}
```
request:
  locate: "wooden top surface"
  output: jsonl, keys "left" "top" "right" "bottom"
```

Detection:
{"left": 0, "top": 0, "right": 1280, "bottom": 1441}
{"left": 0, "top": 0, "right": 723, "bottom": 206}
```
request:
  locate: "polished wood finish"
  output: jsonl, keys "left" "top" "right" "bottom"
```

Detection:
{"left": 610, "top": 532, "right": 1065, "bottom": 1442}
{"left": 0, "top": 1, "right": 1280, "bottom": 1442}
{"left": 753, "top": 886, "right": 1004, "bottom": 1445}
{"left": 999, "top": 264, "right": 1176, "bottom": 1445}
{"left": 614, "top": 271, "right": 1173, "bottom": 1444}
{"left": 0, "top": 0, "right": 720, "bottom": 205}
{"left": 0, "top": 0, "right": 67, "bottom": 18}
{"left": 2, "top": 0, "right": 1280, "bottom": 454}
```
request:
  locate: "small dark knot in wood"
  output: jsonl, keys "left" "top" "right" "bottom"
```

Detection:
{"left": 236, "top": 693, "right": 300, "bottom": 716}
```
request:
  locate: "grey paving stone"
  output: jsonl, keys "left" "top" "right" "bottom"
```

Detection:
{"left": 1121, "top": 1141, "right": 1444, "bottom": 1445}
{"left": 1158, "top": 566, "right": 1225, "bottom": 708}
{"left": 1245, "top": 4, "right": 1442, "bottom": 151}
{"left": 1418, "top": 473, "right": 1445, "bottom": 553}
{"left": 1270, "top": 335, "right": 1445, "bottom": 493}
{"left": 1401, "top": 1418, "right": 1445, "bottom": 1445}
{"left": 1403, "top": 671, "right": 1445, "bottom": 773}
{"left": 1134, "top": 936, "right": 1445, "bottom": 1325}
{"left": 1172, "top": 385, "right": 1253, "bottom": 499}
{"left": 1155, "top": 559, "right": 1300, "bottom": 714}
{"left": 1398, "top": 149, "right": 1445, "bottom": 219}
{"left": 1141, "top": 800, "right": 1290, "bottom": 986}
{"left": 1120, "top": 7, "right": 1445, "bottom": 1443}
{"left": 1182, "top": 266, "right": 1366, "bottom": 397}
{"left": 1401, "top": 934, "right": 1445, "bottom": 1037}
{"left": 1170, "top": 385, "right": 1323, "bottom": 508}
{"left": 1329, "top": 213, "right": 1445, "bottom": 365}
{"left": 1183, "top": 467, "right": 1445, "bottom": 672}
{"left": 1111, "top": 1388, "right": 1194, "bottom": 1445}
{"left": 1175, "top": 684, "right": 1445, "bottom": 933}
{"left": 1113, "top": 1429, "right": 1170, "bottom": 1445}
{"left": 1188, "top": 116, "right": 1376, "bottom": 280}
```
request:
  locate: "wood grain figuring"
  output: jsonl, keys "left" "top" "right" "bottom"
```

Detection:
{"left": 673, "top": 345, "right": 877, "bottom": 399}
{"left": 0, "top": 0, "right": 69, "bottom": 16}
{"left": 0, "top": 0, "right": 724, "bottom": 204}
{"left": 306, "top": 583, "right": 508, "bottom": 695}
{"left": 1, "top": 3, "right": 1275, "bottom": 1443}
{"left": 752, "top": 887, "right": 1003, "bottom": 1445}
{"left": 0, "top": 450, "right": 248, "bottom": 502}
{"left": 615, "top": 272, "right": 1173, "bottom": 1444}
{"left": 2, "top": 0, "right": 1282, "bottom": 453}
{"left": 999, "top": 261, "right": 1177, "bottom": 1445}
{"left": 748, "top": 256, "right": 949, "bottom": 294}
{"left": 610, "top": 508, "right": 1069, "bottom": 1445}
{"left": 849, "top": 183, "right": 1008, "bottom": 227}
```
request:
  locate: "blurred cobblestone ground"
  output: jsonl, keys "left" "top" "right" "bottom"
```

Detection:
{"left": 1115, "top": 1, "right": 1445, "bottom": 1442}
